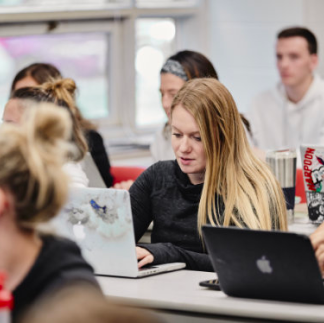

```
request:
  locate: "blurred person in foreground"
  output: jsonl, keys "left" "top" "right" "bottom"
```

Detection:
{"left": 20, "top": 284, "right": 162, "bottom": 323}
{"left": 0, "top": 103, "right": 99, "bottom": 322}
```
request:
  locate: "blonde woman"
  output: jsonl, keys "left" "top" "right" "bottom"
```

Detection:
{"left": 3, "top": 78, "right": 89, "bottom": 187}
{"left": 0, "top": 104, "right": 99, "bottom": 322}
{"left": 131, "top": 78, "right": 287, "bottom": 271}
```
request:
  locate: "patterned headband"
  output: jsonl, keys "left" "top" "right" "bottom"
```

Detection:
{"left": 161, "top": 59, "right": 188, "bottom": 81}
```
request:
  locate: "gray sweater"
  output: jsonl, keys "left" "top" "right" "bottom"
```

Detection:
{"left": 129, "top": 160, "right": 221, "bottom": 272}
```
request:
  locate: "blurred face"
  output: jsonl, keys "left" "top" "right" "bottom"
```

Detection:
{"left": 160, "top": 73, "right": 185, "bottom": 122}
{"left": 276, "top": 36, "right": 318, "bottom": 88}
{"left": 171, "top": 104, "right": 206, "bottom": 185}
{"left": 14, "top": 76, "right": 39, "bottom": 90}
{"left": 3, "top": 99, "right": 23, "bottom": 123}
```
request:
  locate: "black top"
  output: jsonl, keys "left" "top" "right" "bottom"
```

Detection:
{"left": 12, "top": 234, "right": 99, "bottom": 322}
{"left": 129, "top": 160, "right": 224, "bottom": 272}
{"left": 86, "top": 129, "right": 114, "bottom": 187}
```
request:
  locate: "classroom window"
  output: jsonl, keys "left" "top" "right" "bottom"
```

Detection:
{"left": 0, "top": 0, "right": 131, "bottom": 6}
{"left": 0, "top": 32, "right": 109, "bottom": 120}
{"left": 135, "top": 18, "right": 176, "bottom": 127}
{"left": 0, "top": 0, "right": 203, "bottom": 143}
{"left": 136, "top": 0, "right": 199, "bottom": 8}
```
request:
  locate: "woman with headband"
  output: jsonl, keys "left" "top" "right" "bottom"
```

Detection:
{"left": 132, "top": 78, "right": 287, "bottom": 271}
{"left": 151, "top": 50, "right": 252, "bottom": 162}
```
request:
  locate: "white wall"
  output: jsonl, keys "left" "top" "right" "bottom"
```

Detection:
{"left": 304, "top": 0, "right": 324, "bottom": 74}
{"left": 206, "top": 0, "right": 324, "bottom": 114}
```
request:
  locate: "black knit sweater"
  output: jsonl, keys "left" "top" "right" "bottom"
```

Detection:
{"left": 129, "top": 160, "right": 222, "bottom": 272}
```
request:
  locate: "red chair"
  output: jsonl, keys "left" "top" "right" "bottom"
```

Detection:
{"left": 111, "top": 166, "right": 146, "bottom": 186}
{"left": 296, "top": 168, "right": 307, "bottom": 204}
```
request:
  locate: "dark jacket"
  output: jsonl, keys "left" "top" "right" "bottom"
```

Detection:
{"left": 13, "top": 234, "right": 99, "bottom": 322}
{"left": 86, "top": 129, "right": 114, "bottom": 187}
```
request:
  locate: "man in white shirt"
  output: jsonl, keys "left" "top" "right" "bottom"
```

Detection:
{"left": 249, "top": 27, "right": 324, "bottom": 151}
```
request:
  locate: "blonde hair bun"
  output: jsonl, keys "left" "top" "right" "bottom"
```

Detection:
{"left": 0, "top": 101, "right": 74, "bottom": 228}
{"left": 42, "top": 78, "right": 77, "bottom": 98}
{"left": 23, "top": 102, "right": 72, "bottom": 143}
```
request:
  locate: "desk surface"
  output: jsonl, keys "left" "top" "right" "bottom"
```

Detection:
{"left": 289, "top": 214, "right": 319, "bottom": 235}
{"left": 98, "top": 270, "right": 324, "bottom": 323}
{"left": 101, "top": 205, "right": 321, "bottom": 322}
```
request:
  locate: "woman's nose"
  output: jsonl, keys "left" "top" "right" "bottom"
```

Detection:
{"left": 179, "top": 137, "right": 191, "bottom": 152}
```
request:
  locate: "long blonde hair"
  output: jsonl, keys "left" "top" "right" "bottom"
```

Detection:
{"left": 10, "top": 78, "right": 88, "bottom": 161}
{"left": 171, "top": 78, "right": 287, "bottom": 234}
{"left": 0, "top": 103, "right": 73, "bottom": 229}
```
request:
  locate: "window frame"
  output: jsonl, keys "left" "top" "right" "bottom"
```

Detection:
{"left": 0, "top": 0, "right": 208, "bottom": 145}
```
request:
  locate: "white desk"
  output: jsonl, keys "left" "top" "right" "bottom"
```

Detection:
{"left": 98, "top": 270, "right": 324, "bottom": 323}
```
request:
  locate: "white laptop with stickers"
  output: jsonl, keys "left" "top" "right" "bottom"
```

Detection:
{"left": 51, "top": 187, "right": 185, "bottom": 278}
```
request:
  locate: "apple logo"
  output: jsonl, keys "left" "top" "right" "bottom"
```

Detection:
{"left": 256, "top": 255, "right": 273, "bottom": 274}
{"left": 73, "top": 221, "right": 86, "bottom": 240}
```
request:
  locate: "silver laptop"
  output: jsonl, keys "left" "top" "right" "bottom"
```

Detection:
{"left": 52, "top": 187, "right": 186, "bottom": 278}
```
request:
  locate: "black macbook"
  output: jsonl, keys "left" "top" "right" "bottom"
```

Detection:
{"left": 202, "top": 226, "right": 324, "bottom": 304}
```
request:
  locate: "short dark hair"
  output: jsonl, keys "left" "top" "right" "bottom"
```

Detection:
{"left": 277, "top": 27, "right": 317, "bottom": 54}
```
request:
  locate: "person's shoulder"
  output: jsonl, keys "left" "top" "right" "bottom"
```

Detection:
{"left": 86, "top": 129, "right": 104, "bottom": 148}
{"left": 12, "top": 234, "right": 98, "bottom": 320}
{"left": 86, "top": 129, "right": 103, "bottom": 141}
{"left": 40, "top": 234, "right": 98, "bottom": 285}
{"left": 149, "top": 160, "right": 176, "bottom": 172}
{"left": 314, "top": 75, "right": 324, "bottom": 91}
{"left": 139, "top": 160, "right": 175, "bottom": 183}
{"left": 41, "top": 234, "right": 82, "bottom": 257}
{"left": 249, "top": 83, "right": 282, "bottom": 111}
{"left": 252, "top": 85, "right": 279, "bottom": 102}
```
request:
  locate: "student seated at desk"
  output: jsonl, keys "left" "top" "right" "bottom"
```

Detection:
{"left": 151, "top": 50, "right": 254, "bottom": 162}
{"left": 3, "top": 78, "right": 89, "bottom": 187}
{"left": 10, "top": 63, "right": 114, "bottom": 188}
{"left": 131, "top": 78, "right": 288, "bottom": 272}
{"left": 0, "top": 104, "right": 99, "bottom": 322}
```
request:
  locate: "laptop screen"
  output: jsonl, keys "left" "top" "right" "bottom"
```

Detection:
{"left": 202, "top": 225, "right": 324, "bottom": 304}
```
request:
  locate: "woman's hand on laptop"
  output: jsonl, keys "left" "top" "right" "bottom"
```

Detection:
{"left": 310, "top": 222, "right": 324, "bottom": 274}
{"left": 136, "top": 247, "right": 154, "bottom": 268}
{"left": 113, "top": 180, "right": 134, "bottom": 190}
